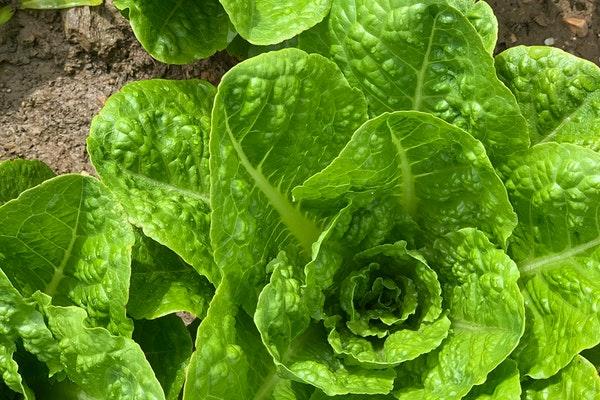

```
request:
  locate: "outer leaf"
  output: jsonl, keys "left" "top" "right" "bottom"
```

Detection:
{"left": 115, "top": 0, "right": 230, "bottom": 64}
{"left": 0, "top": 271, "right": 60, "bottom": 399}
{"left": 294, "top": 111, "right": 516, "bottom": 247}
{"left": 496, "top": 46, "right": 600, "bottom": 147}
{"left": 464, "top": 360, "right": 521, "bottom": 400}
{"left": 503, "top": 143, "right": 600, "bottom": 378}
{"left": 298, "top": 0, "right": 497, "bottom": 57}
{"left": 34, "top": 294, "right": 165, "bottom": 400}
{"left": 310, "top": 392, "right": 394, "bottom": 400}
{"left": 88, "top": 79, "right": 220, "bottom": 283}
{"left": 394, "top": 229, "right": 524, "bottom": 400}
{"left": 133, "top": 316, "right": 192, "bottom": 400}
{"left": 522, "top": 355, "right": 600, "bottom": 400}
{"left": 183, "top": 278, "right": 293, "bottom": 400}
{"left": 19, "top": 0, "right": 101, "bottom": 9}
{"left": 220, "top": 0, "right": 331, "bottom": 45}
{"left": 0, "top": 159, "right": 55, "bottom": 205}
{"left": 0, "top": 175, "right": 133, "bottom": 336}
{"left": 320, "top": 0, "right": 528, "bottom": 162}
{"left": 210, "top": 48, "right": 368, "bottom": 310}
{"left": 128, "top": 230, "right": 214, "bottom": 320}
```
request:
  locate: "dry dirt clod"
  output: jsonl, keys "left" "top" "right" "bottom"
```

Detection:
{"left": 563, "top": 17, "right": 589, "bottom": 37}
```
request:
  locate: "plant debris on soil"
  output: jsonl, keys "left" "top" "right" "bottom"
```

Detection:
{"left": 1, "top": 0, "right": 599, "bottom": 174}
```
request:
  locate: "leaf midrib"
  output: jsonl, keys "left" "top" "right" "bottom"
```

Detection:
{"left": 44, "top": 181, "right": 84, "bottom": 296}
{"left": 122, "top": 169, "right": 210, "bottom": 204}
{"left": 519, "top": 236, "right": 600, "bottom": 275}
{"left": 390, "top": 126, "right": 418, "bottom": 217}
{"left": 222, "top": 110, "right": 321, "bottom": 253}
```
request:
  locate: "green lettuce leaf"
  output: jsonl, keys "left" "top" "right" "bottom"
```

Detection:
{"left": 522, "top": 355, "right": 600, "bottom": 400}
{"left": 0, "top": 174, "right": 133, "bottom": 336}
{"left": 33, "top": 292, "right": 165, "bottom": 399}
{"left": 128, "top": 230, "right": 214, "bottom": 320}
{"left": 133, "top": 315, "right": 192, "bottom": 400}
{"left": 496, "top": 46, "right": 600, "bottom": 148}
{"left": 210, "top": 48, "right": 368, "bottom": 310}
{"left": 393, "top": 229, "right": 524, "bottom": 399}
{"left": 220, "top": 0, "right": 331, "bottom": 45}
{"left": 88, "top": 79, "right": 219, "bottom": 284}
{"left": 0, "top": 5, "right": 13, "bottom": 26}
{"left": 306, "top": 0, "right": 528, "bottom": 162}
{"left": 464, "top": 360, "right": 521, "bottom": 400}
{"left": 294, "top": 111, "right": 516, "bottom": 247}
{"left": 502, "top": 143, "right": 600, "bottom": 378}
{"left": 0, "top": 270, "right": 60, "bottom": 399}
{"left": 0, "top": 159, "right": 55, "bottom": 205}
{"left": 19, "top": 0, "right": 102, "bottom": 9}
{"left": 183, "top": 278, "right": 301, "bottom": 399}
{"left": 113, "top": 0, "right": 230, "bottom": 64}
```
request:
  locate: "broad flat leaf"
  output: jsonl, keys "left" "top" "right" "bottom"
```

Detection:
{"left": 318, "top": 0, "right": 528, "bottom": 162}
{"left": 496, "top": 46, "right": 600, "bottom": 147}
{"left": 115, "top": 0, "right": 230, "bottom": 64}
{"left": 503, "top": 143, "right": 600, "bottom": 378}
{"left": 33, "top": 293, "right": 165, "bottom": 400}
{"left": 0, "top": 159, "right": 55, "bottom": 205}
{"left": 183, "top": 278, "right": 299, "bottom": 400}
{"left": 0, "top": 175, "right": 133, "bottom": 336}
{"left": 298, "top": 0, "right": 497, "bottom": 58}
{"left": 0, "top": 271, "right": 60, "bottom": 399}
{"left": 522, "top": 355, "right": 600, "bottom": 400}
{"left": 220, "top": 0, "right": 331, "bottom": 45}
{"left": 294, "top": 111, "right": 516, "bottom": 247}
{"left": 19, "top": 0, "right": 101, "bottom": 9}
{"left": 128, "top": 230, "right": 214, "bottom": 320}
{"left": 211, "top": 48, "right": 367, "bottom": 310}
{"left": 310, "top": 392, "right": 394, "bottom": 400}
{"left": 464, "top": 360, "right": 521, "bottom": 400}
{"left": 394, "top": 229, "right": 524, "bottom": 400}
{"left": 133, "top": 316, "right": 192, "bottom": 400}
{"left": 88, "top": 79, "right": 220, "bottom": 284}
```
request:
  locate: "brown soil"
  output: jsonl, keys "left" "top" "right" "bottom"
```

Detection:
{"left": 490, "top": 0, "right": 600, "bottom": 61}
{"left": 1, "top": 0, "right": 599, "bottom": 174}
{"left": 0, "top": 2, "right": 236, "bottom": 174}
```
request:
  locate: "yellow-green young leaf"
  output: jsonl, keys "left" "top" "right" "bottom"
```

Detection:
{"left": 522, "top": 356, "right": 600, "bottom": 400}
{"left": 19, "top": 0, "right": 102, "bottom": 9}
{"left": 210, "top": 48, "right": 367, "bottom": 311}
{"left": 88, "top": 79, "right": 220, "bottom": 284}
{"left": 0, "top": 175, "right": 133, "bottom": 336}
{"left": 221, "top": 0, "right": 331, "bottom": 45}
{"left": 133, "top": 315, "right": 192, "bottom": 400}
{"left": 294, "top": 112, "right": 517, "bottom": 247}
{"left": 128, "top": 230, "right": 214, "bottom": 320}
{"left": 394, "top": 229, "right": 524, "bottom": 400}
{"left": 464, "top": 360, "right": 521, "bottom": 400}
{"left": 0, "top": 159, "right": 55, "bottom": 205}
{"left": 503, "top": 143, "right": 600, "bottom": 378}
{"left": 496, "top": 46, "right": 600, "bottom": 148}
{"left": 113, "top": 0, "right": 230, "bottom": 64}
{"left": 307, "top": 0, "right": 528, "bottom": 163}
